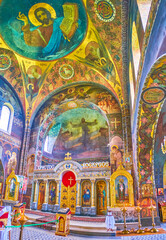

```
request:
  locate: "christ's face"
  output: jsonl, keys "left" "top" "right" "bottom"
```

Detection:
{"left": 36, "top": 10, "right": 49, "bottom": 25}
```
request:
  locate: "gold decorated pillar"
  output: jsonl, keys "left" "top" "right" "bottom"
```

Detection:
{"left": 56, "top": 180, "right": 60, "bottom": 205}
{"left": 44, "top": 180, "right": 49, "bottom": 204}
{"left": 33, "top": 180, "right": 39, "bottom": 203}
{"left": 76, "top": 180, "right": 81, "bottom": 207}
{"left": 91, "top": 180, "right": 95, "bottom": 207}
{"left": 106, "top": 179, "right": 110, "bottom": 207}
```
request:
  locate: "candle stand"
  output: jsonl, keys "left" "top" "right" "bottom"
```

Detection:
{"left": 135, "top": 205, "right": 144, "bottom": 234}
{"left": 121, "top": 206, "right": 129, "bottom": 234}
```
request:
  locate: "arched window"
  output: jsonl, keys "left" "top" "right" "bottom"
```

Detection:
{"left": 0, "top": 104, "right": 14, "bottom": 134}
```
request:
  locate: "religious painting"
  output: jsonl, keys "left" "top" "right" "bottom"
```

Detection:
{"left": 142, "top": 183, "right": 153, "bottom": 197}
{"left": 0, "top": 0, "right": 87, "bottom": 60}
{"left": 48, "top": 181, "right": 56, "bottom": 205}
{"left": 45, "top": 107, "right": 109, "bottom": 160}
{"left": 37, "top": 181, "right": 45, "bottom": 210}
{"left": 115, "top": 176, "right": 129, "bottom": 204}
{"left": 26, "top": 154, "right": 35, "bottom": 176}
{"left": 9, "top": 178, "right": 16, "bottom": 199}
{"left": 158, "top": 188, "right": 164, "bottom": 196}
{"left": 82, "top": 180, "right": 91, "bottom": 207}
{"left": 110, "top": 145, "right": 123, "bottom": 173}
{"left": 96, "top": 180, "right": 107, "bottom": 215}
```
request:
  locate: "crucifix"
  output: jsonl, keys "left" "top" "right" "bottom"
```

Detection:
{"left": 68, "top": 176, "right": 73, "bottom": 186}
{"left": 64, "top": 152, "right": 72, "bottom": 161}
{"left": 111, "top": 118, "right": 121, "bottom": 130}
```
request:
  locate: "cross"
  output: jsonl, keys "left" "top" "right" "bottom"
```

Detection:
{"left": 64, "top": 152, "right": 72, "bottom": 161}
{"left": 111, "top": 118, "right": 121, "bottom": 130}
{"left": 68, "top": 177, "right": 73, "bottom": 185}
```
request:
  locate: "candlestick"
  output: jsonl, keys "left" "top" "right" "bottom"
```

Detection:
{"left": 135, "top": 205, "right": 144, "bottom": 234}
{"left": 148, "top": 203, "right": 158, "bottom": 233}
{"left": 121, "top": 206, "right": 129, "bottom": 234}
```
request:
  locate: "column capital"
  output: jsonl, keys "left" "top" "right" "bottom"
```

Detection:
{"left": 91, "top": 180, "right": 95, "bottom": 184}
{"left": 106, "top": 179, "right": 110, "bottom": 183}
{"left": 77, "top": 180, "right": 81, "bottom": 184}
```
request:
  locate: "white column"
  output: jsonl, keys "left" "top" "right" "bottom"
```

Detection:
{"left": 44, "top": 180, "right": 49, "bottom": 204}
{"left": 106, "top": 179, "right": 110, "bottom": 207}
{"left": 34, "top": 180, "right": 39, "bottom": 202}
{"left": 56, "top": 180, "right": 60, "bottom": 205}
{"left": 91, "top": 180, "right": 95, "bottom": 207}
{"left": 76, "top": 180, "right": 81, "bottom": 207}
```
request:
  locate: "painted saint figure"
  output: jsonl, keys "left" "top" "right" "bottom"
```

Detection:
{"left": 83, "top": 186, "right": 91, "bottom": 204}
{"left": 17, "top": 3, "right": 79, "bottom": 57}
{"left": 117, "top": 178, "right": 125, "bottom": 201}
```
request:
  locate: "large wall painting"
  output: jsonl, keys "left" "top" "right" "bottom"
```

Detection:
{"left": 44, "top": 107, "right": 109, "bottom": 160}
{"left": 0, "top": 0, "right": 87, "bottom": 60}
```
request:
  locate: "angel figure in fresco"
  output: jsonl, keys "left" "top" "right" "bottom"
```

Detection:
{"left": 21, "top": 62, "right": 50, "bottom": 107}
{"left": 75, "top": 29, "right": 119, "bottom": 87}
{"left": 17, "top": 3, "right": 79, "bottom": 57}
{"left": 7, "top": 152, "right": 17, "bottom": 175}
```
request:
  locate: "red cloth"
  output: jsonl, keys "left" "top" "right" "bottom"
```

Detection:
{"left": 62, "top": 171, "right": 76, "bottom": 187}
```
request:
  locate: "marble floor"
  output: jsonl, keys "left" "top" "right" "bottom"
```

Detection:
{"left": 6, "top": 226, "right": 166, "bottom": 240}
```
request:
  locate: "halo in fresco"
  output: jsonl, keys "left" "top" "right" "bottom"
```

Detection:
{"left": 94, "top": 0, "right": 116, "bottom": 22}
{"left": 28, "top": 3, "right": 56, "bottom": 27}
{"left": 0, "top": 0, "right": 87, "bottom": 61}
{"left": 59, "top": 64, "right": 74, "bottom": 79}
{"left": 141, "top": 87, "right": 166, "bottom": 105}
{"left": 0, "top": 55, "right": 11, "bottom": 70}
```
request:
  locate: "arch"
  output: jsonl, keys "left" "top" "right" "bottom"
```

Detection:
{"left": 35, "top": 99, "right": 110, "bottom": 168}
{"left": 29, "top": 82, "right": 122, "bottom": 128}
{"left": 135, "top": 56, "right": 166, "bottom": 204}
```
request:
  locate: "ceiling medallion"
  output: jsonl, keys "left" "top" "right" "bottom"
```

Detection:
{"left": 141, "top": 87, "right": 166, "bottom": 105}
{"left": 0, "top": 55, "right": 11, "bottom": 70}
{"left": 59, "top": 64, "right": 74, "bottom": 80}
{"left": 94, "top": 0, "right": 116, "bottom": 22}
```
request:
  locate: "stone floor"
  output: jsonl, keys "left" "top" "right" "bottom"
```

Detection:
{"left": 6, "top": 226, "right": 166, "bottom": 240}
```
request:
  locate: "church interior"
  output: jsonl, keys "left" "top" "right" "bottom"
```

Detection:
{"left": 0, "top": 0, "right": 166, "bottom": 239}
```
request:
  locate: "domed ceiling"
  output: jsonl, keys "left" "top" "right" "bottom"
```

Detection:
{"left": 0, "top": 0, "right": 125, "bottom": 117}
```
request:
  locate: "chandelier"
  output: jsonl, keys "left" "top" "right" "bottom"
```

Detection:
{"left": 161, "top": 136, "right": 166, "bottom": 154}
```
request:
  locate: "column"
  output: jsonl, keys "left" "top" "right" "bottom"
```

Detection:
{"left": 56, "top": 180, "right": 60, "bottom": 205}
{"left": 91, "top": 180, "right": 95, "bottom": 207}
{"left": 53, "top": 180, "right": 60, "bottom": 213}
{"left": 42, "top": 180, "right": 49, "bottom": 211}
{"left": 91, "top": 180, "right": 96, "bottom": 216}
{"left": 32, "top": 180, "right": 38, "bottom": 210}
{"left": 75, "top": 180, "right": 81, "bottom": 215}
{"left": 106, "top": 179, "right": 110, "bottom": 208}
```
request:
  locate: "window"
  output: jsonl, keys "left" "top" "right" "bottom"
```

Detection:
{"left": 0, "top": 104, "right": 14, "bottom": 134}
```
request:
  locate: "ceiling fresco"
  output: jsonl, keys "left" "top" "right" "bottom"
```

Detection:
{"left": 0, "top": 0, "right": 87, "bottom": 60}
{"left": 0, "top": 0, "right": 124, "bottom": 119}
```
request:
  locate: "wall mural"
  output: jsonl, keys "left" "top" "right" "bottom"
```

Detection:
{"left": 154, "top": 101, "right": 166, "bottom": 201}
{"left": 136, "top": 57, "right": 166, "bottom": 217}
{"left": 0, "top": 79, "right": 24, "bottom": 180}
{"left": 0, "top": 0, "right": 87, "bottom": 60}
{"left": 44, "top": 108, "right": 109, "bottom": 160}
{"left": 29, "top": 85, "right": 122, "bottom": 165}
